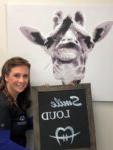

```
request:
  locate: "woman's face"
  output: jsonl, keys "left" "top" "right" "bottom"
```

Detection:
{"left": 5, "top": 65, "right": 30, "bottom": 98}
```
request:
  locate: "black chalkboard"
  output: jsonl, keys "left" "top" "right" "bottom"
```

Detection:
{"left": 31, "top": 83, "right": 96, "bottom": 150}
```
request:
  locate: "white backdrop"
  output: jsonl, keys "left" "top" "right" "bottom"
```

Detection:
{"left": 7, "top": 4, "right": 113, "bottom": 101}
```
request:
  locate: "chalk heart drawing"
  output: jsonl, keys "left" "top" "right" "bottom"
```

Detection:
{"left": 50, "top": 126, "right": 80, "bottom": 145}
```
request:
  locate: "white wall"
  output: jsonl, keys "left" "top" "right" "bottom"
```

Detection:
{"left": 0, "top": 0, "right": 113, "bottom": 150}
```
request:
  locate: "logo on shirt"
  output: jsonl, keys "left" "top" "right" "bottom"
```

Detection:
{"left": 19, "top": 115, "right": 25, "bottom": 121}
{"left": 17, "top": 115, "right": 27, "bottom": 125}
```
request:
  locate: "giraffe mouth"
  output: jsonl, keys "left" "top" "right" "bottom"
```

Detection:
{"left": 57, "top": 58, "right": 74, "bottom": 64}
{"left": 54, "top": 51, "right": 77, "bottom": 62}
{"left": 56, "top": 42, "right": 79, "bottom": 50}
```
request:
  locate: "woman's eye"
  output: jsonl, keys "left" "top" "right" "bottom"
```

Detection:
{"left": 14, "top": 74, "right": 20, "bottom": 78}
{"left": 23, "top": 74, "right": 28, "bottom": 78}
{"left": 13, "top": 73, "right": 28, "bottom": 79}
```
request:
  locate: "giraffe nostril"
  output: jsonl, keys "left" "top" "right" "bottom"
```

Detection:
{"left": 75, "top": 40, "right": 78, "bottom": 44}
{"left": 62, "top": 39, "right": 65, "bottom": 42}
{"left": 67, "top": 38, "right": 72, "bottom": 41}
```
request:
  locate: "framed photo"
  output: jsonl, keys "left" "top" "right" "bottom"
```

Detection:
{"left": 31, "top": 83, "right": 96, "bottom": 150}
{"left": 7, "top": 4, "right": 113, "bottom": 101}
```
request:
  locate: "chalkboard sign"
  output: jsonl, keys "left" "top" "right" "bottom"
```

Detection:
{"left": 31, "top": 83, "right": 96, "bottom": 150}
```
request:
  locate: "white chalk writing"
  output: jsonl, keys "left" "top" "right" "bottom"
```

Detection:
{"left": 41, "top": 109, "right": 70, "bottom": 120}
{"left": 50, "top": 96, "right": 82, "bottom": 108}
{"left": 50, "top": 126, "right": 80, "bottom": 145}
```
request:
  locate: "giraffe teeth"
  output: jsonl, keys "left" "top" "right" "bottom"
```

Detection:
{"left": 60, "top": 53, "right": 76, "bottom": 60}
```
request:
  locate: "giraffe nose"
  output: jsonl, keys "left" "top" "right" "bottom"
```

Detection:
{"left": 62, "top": 38, "right": 74, "bottom": 43}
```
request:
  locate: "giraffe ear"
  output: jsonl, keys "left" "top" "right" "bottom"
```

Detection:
{"left": 20, "top": 26, "right": 45, "bottom": 46}
{"left": 93, "top": 21, "right": 113, "bottom": 42}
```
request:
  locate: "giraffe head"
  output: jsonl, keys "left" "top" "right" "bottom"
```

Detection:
{"left": 20, "top": 11, "right": 113, "bottom": 84}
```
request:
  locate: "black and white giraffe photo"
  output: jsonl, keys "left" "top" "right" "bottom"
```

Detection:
{"left": 7, "top": 4, "right": 113, "bottom": 101}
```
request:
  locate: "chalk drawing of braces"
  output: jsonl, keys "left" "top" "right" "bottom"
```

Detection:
{"left": 49, "top": 126, "right": 80, "bottom": 145}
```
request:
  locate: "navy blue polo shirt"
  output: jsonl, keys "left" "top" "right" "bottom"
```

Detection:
{"left": 0, "top": 91, "right": 29, "bottom": 150}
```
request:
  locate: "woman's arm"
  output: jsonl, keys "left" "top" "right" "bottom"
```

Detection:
{"left": 0, "top": 130, "right": 29, "bottom": 150}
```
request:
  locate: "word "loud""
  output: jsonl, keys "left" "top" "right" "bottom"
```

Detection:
{"left": 41, "top": 109, "right": 70, "bottom": 121}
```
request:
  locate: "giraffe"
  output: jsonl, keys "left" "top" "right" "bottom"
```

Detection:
{"left": 20, "top": 11, "right": 113, "bottom": 85}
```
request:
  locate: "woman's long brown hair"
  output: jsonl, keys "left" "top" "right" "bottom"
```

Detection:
{"left": 0, "top": 57, "right": 31, "bottom": 110}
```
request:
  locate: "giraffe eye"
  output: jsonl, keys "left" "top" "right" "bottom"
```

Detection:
{"left": 84, "top": 36, "right": 94, "bottom": 48}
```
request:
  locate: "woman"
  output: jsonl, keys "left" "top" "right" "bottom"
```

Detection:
{"left": 0, "top": 57, "right": 32, "bottom": 150}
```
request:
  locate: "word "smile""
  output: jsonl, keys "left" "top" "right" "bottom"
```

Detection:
{"left": 50, "top": 96, "right": 82, "bottom": 108}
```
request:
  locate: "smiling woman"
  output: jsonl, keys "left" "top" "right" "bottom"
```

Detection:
{"left": 0, "top": 57, "right": 32, "bottom": 150}
{"left": 5, "top": 65, "right": 29, "bottom": 101}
